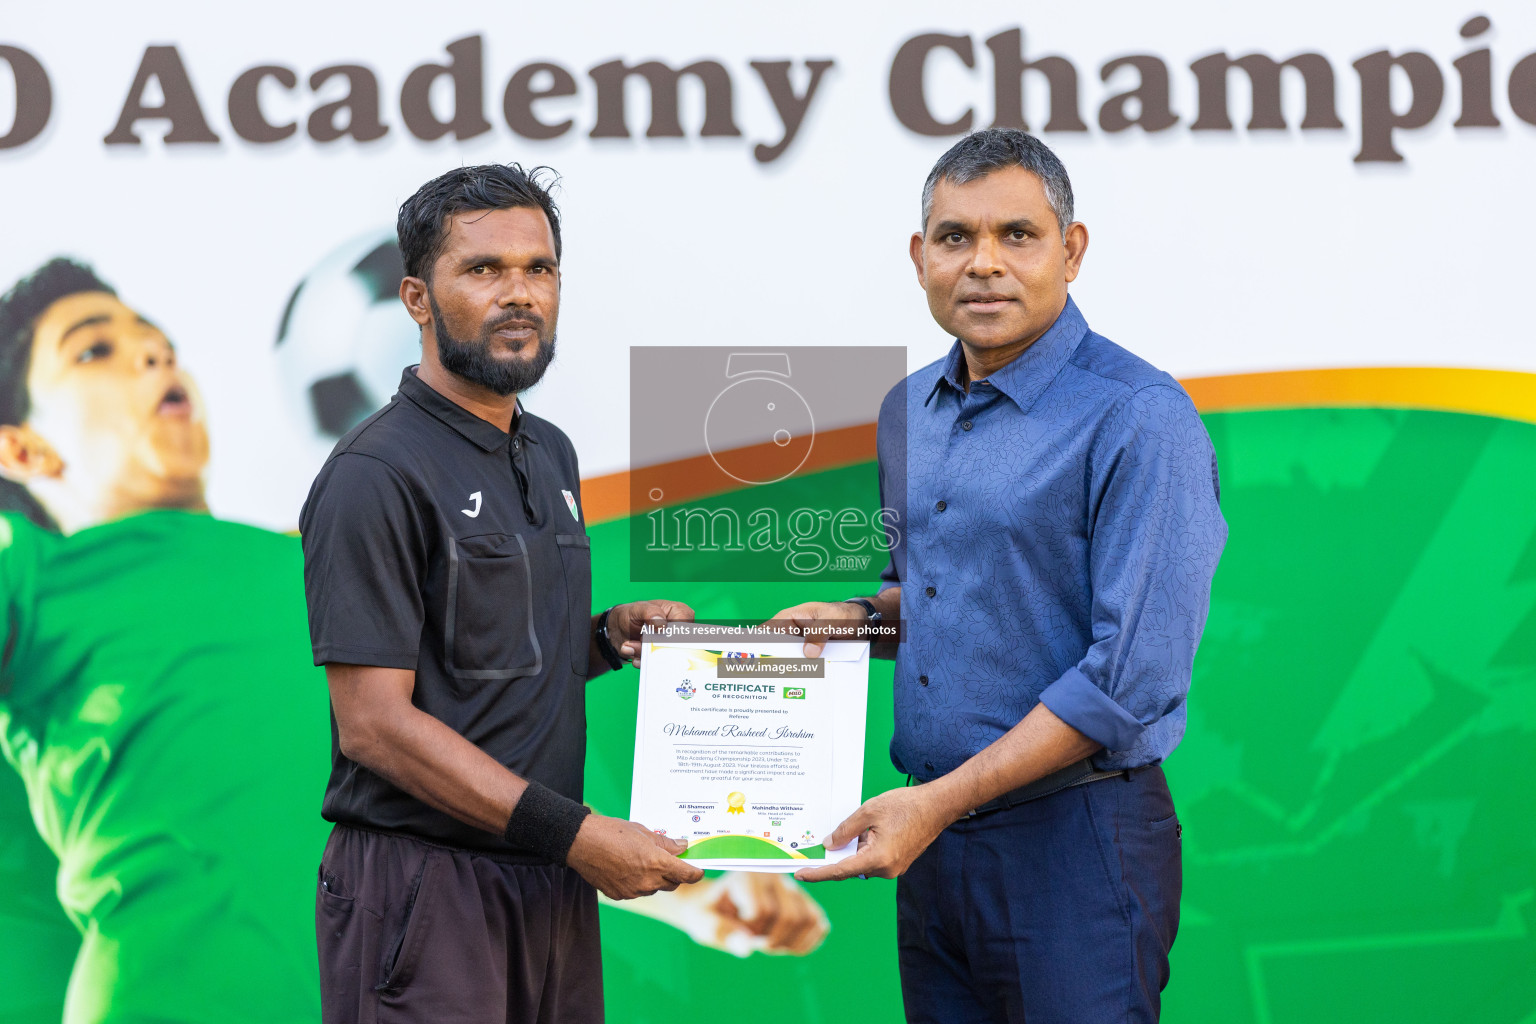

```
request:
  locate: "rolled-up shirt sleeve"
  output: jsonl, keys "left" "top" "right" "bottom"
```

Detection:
{"left": 1038, "top": 384, "right": 1226, "bottom": 752}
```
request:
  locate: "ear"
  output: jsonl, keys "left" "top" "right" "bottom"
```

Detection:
{"left": 1063, "top": 222, "right": 1090, "bottom": 284}
{"left": 909, "top": 231, "right": 926, "bottom": 289}
{"left": 399, "top": 276, "right": 432, "bottom": 329}
{"left": 0, "top": 424, "right": 64, "bottom": 483}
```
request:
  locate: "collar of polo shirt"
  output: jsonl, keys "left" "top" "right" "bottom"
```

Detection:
{"left": 397, "top": 366, "right": 539, "bottom": 453}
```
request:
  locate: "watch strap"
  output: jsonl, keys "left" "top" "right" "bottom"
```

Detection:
{"left": 594, "top": 606, "right": 626, "bottom": 671}
{"left": 845, "top": 598, "right": 881, "bottom": 623}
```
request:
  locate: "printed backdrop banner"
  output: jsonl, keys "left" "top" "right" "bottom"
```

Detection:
{"left": 1, "top": 2, "right": 1534, "bottom": 1022}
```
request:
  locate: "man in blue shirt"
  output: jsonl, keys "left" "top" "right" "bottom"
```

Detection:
{"left": 773, "top": 128, "right": 1226, "bottom": 1022}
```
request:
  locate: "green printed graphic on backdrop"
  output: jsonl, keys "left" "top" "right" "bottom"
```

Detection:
{"left": 1, "top": 406, "right": 1532, "bottom": 1023}
{"left": 1164, "top": 408, "right": 1536, "bottom": 1024}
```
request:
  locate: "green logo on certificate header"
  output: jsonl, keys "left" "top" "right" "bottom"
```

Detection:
{"left": 784, "top": 687, "right": 806, "bottom": 699}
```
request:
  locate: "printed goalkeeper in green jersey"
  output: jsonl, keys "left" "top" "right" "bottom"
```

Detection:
{"left": 0, "top": 260, "right": 329, "bottom": 1023}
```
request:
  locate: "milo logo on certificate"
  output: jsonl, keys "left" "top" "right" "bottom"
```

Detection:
{"left": 784, "top": 687, "right": 806, "bottom": 699}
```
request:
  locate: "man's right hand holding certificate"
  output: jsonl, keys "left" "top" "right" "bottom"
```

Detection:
{"left": 768, "top": 591, "right": 1102, "bottom": 884}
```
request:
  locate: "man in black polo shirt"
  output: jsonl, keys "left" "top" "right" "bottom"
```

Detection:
{"left": 299, "top": 164, "right": 703, "bottom": 1023}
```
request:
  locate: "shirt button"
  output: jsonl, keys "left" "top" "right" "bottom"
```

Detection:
{"left": 925, "top": 586, "right": 936, "bottom": 598}
{"left": 924, "top": 761, "right": 935, "bottom": 773}
{"left": 919, "top": 675, "right": 929, "bottom": 686}
{"left": 961, "top": 420, "right": 973, "bottom": 431}
{"left": 935, "top": 500, "right": 947, "bottom": 512}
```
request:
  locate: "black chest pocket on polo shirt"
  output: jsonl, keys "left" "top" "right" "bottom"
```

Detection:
{"left": 556, "top": 534, "right": 593, "bottom": 674}
{"left": 445, "top": 533, "right": 542, "bottom": 681}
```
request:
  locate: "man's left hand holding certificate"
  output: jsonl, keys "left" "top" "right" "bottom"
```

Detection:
{"left": 629, "top": 625, "right": 868, "bottom": 872}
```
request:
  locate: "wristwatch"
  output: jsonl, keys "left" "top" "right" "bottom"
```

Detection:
{"left": 594, "top": 606, "right": 627, "bottom": 671}
{"left": 845, "top": 598, "right": 881, "bottom": 626}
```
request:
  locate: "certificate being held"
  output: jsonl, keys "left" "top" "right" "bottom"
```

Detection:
{"left": 629, "top": 629, "right": 868, "bottom": 872}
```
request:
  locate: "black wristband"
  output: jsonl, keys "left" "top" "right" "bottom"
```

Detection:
{"left": 503, "top": 780, "right": 592, "bottom": 866}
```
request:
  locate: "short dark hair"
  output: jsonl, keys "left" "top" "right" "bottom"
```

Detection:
{"left": 921, "top": 128, "right": 1075, "bottom": 239}
{"left": 0, "top": 257, "right": 114, "bottom": 529}
{"left": 396, "top": 163, "right": 563, "bottom": 281}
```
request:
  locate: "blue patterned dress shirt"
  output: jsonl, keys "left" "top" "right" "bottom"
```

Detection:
{"left": 877, "top": 296, "right": 1226, "bottom": 780}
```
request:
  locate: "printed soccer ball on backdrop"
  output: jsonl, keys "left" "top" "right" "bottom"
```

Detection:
{"left": 274, "top": 230, "right": 421, "bottom": 446}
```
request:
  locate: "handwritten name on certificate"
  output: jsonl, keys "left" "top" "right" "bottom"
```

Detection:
{"left": 629, "top": 636, "right": 869, "bottom": 872}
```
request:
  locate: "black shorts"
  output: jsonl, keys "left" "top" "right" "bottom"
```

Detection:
{"left": 317, "top": 824, "right": 603, "bottom": 1023}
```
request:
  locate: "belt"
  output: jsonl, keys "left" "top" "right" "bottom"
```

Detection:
{"left": 959, "top": 758, "right": 1152, "bottom": 819}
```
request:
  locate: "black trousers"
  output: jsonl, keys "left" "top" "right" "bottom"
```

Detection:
{"left": 897, "top": 766, "right": 1182, "bottom": 1023}
{"left": 317, "top": 824, "right": 603, "bottom": 1023}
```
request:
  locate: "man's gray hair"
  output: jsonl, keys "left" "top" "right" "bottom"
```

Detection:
{"left": 920, "top": 128, "right": 1075, "bottom": 240}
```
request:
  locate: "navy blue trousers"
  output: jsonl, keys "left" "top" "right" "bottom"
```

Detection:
{"left": 897, "top": 766, "right": 1181, "bottom": 1023}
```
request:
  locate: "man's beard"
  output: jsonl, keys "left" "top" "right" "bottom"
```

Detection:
{"left": 429, "top": 293, "right": 557, "bottom": 397}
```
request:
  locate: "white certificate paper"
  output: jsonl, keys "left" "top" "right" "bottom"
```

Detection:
{"left": 629, "top": 633, "right": 868, "bottom": 872}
